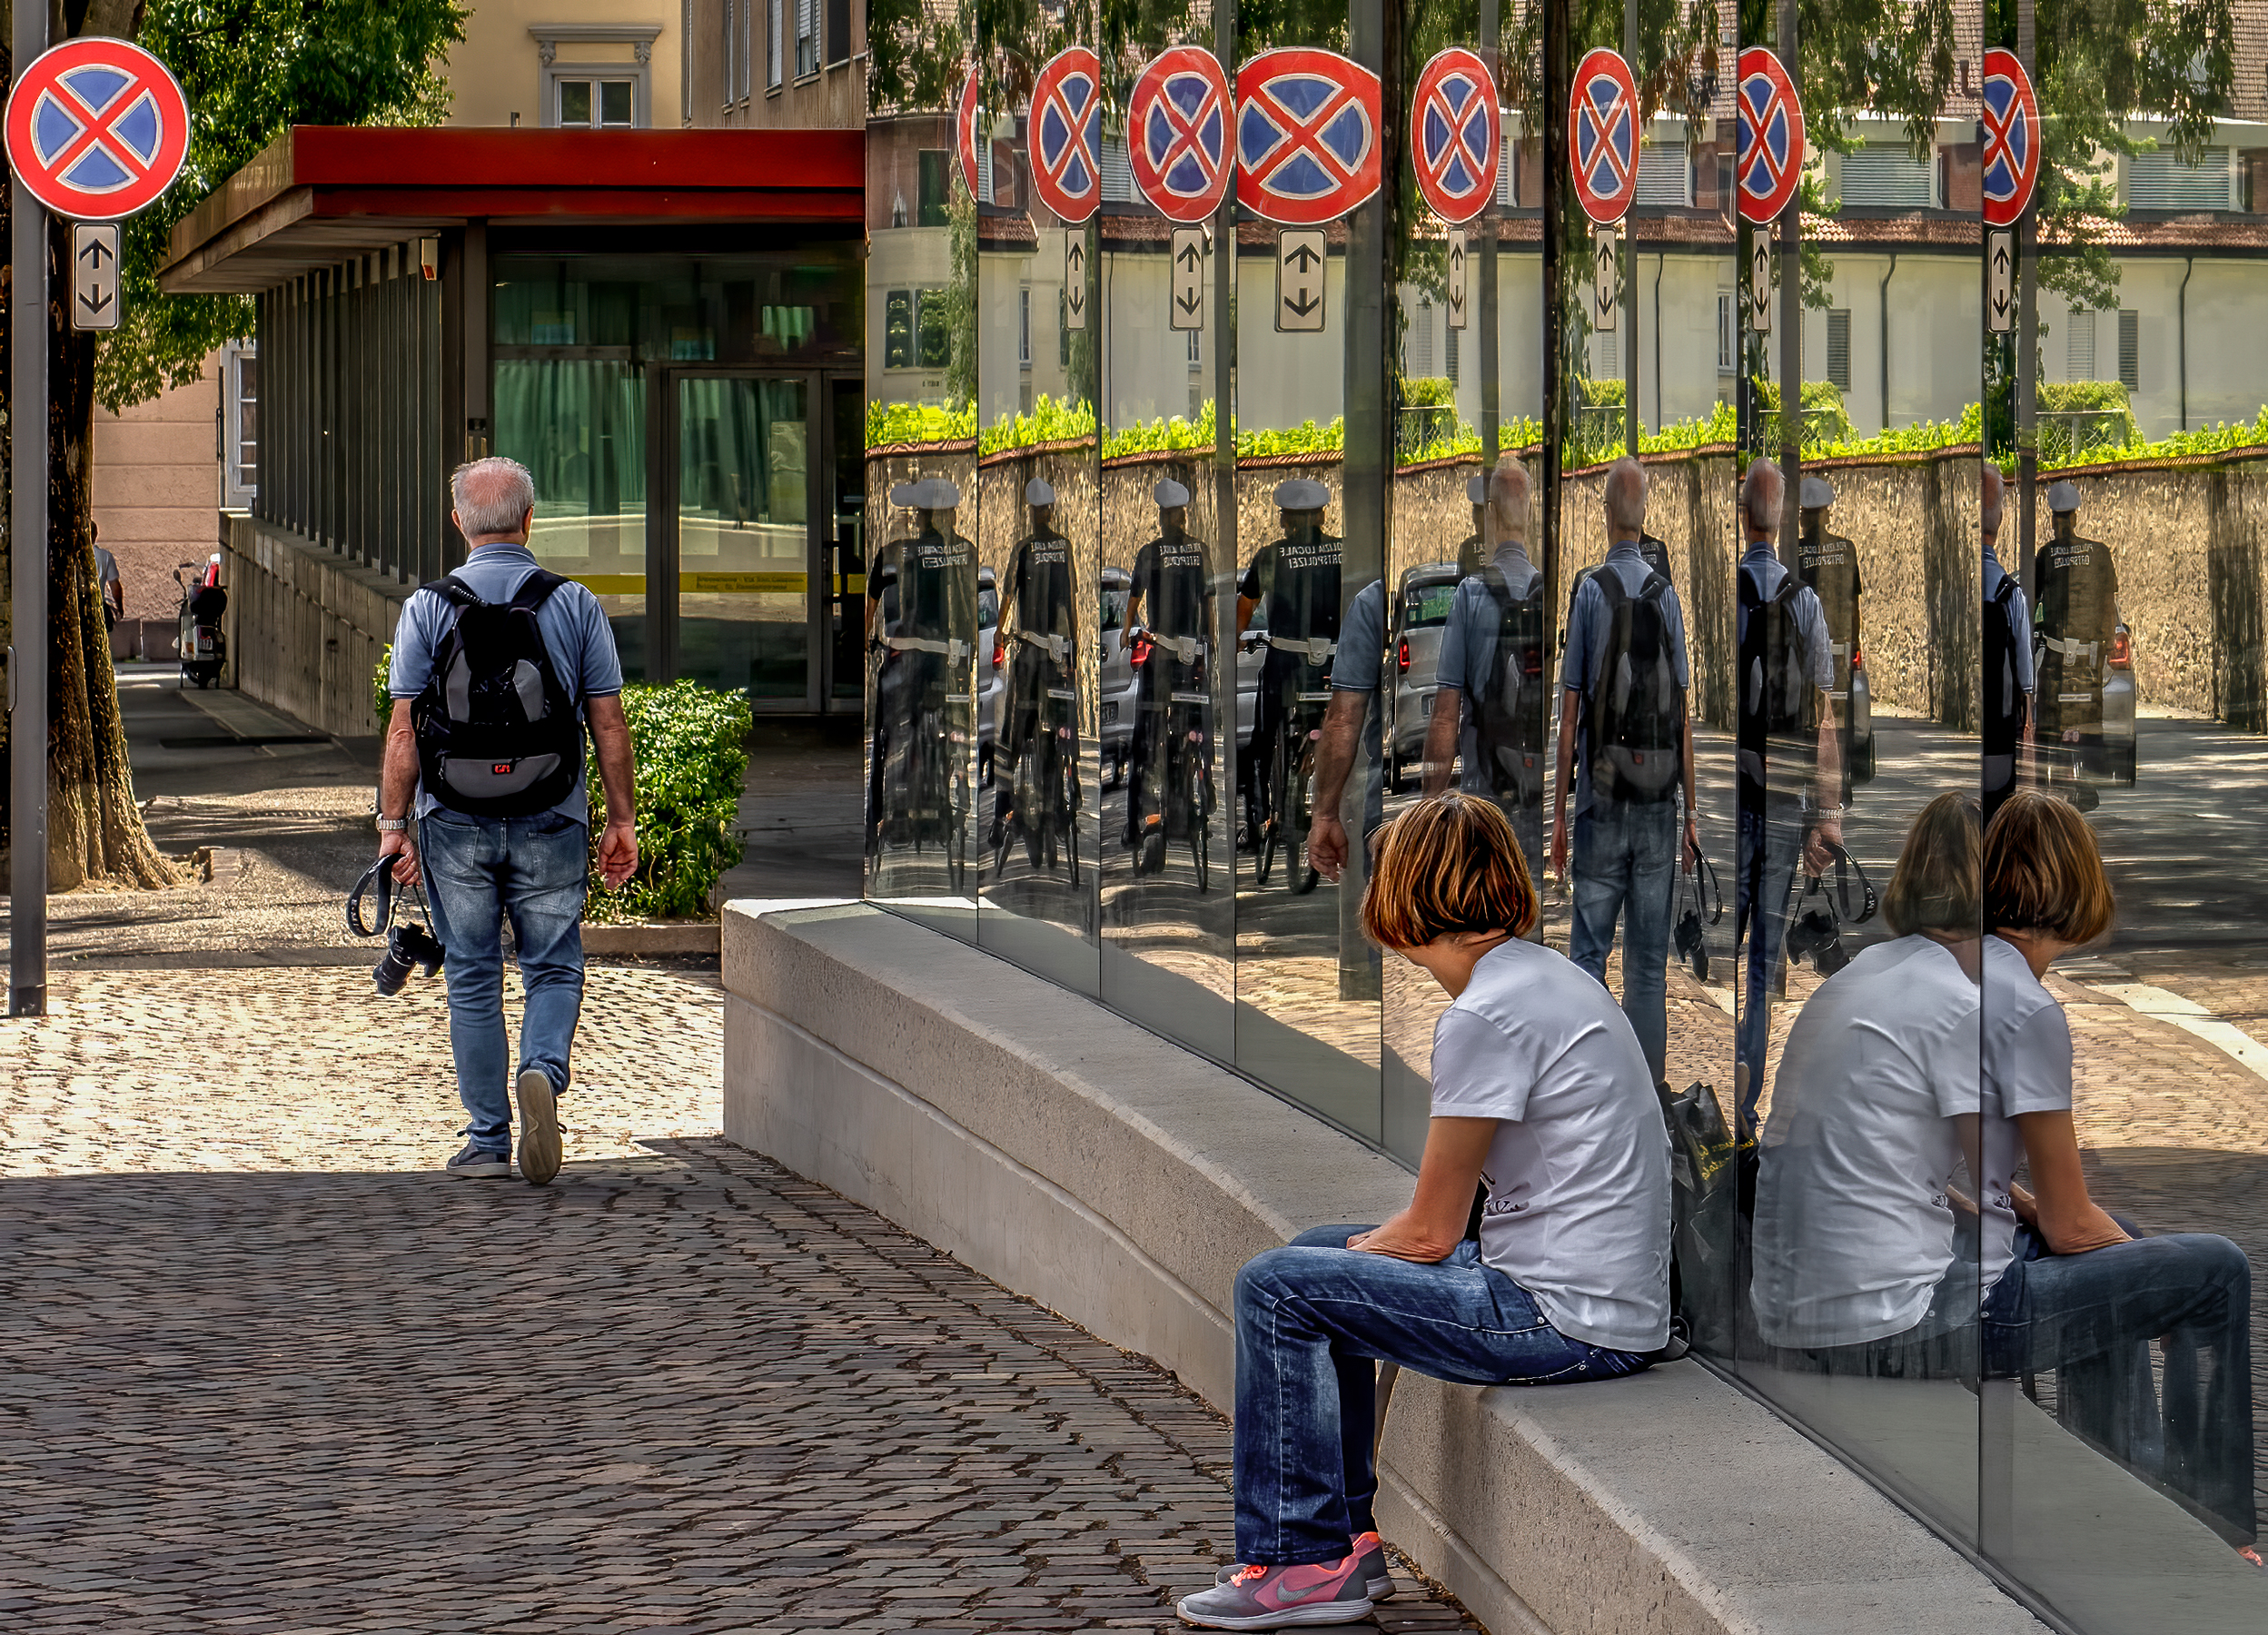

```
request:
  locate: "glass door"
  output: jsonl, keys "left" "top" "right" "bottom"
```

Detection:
{"left": 671, "top": 372, "right": 817, "bottom": 704}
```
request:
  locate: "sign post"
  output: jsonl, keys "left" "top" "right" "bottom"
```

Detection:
{"left": 5, "top": 34, "right": 193, "bottom": 1015}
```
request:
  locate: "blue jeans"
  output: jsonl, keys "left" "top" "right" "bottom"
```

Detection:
{"left": 1570, "top": 798, "right": 1678, "bottom": 1083}
{"left": 1232, "top": 1224, "right": 1651, "bottom": 1566}
{"left": 419, "top": 809, "right": 589, "bottom": 1155}
{"left": 1735, "top": 794, "right": 1805, "bottom": 1128}
{"left": 1986, "top": 1225, "right": 2256, "bottom": 1545}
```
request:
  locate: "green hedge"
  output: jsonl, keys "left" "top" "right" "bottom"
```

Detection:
{"left": 371, "top": 659, "right": 750, "bottom": 921}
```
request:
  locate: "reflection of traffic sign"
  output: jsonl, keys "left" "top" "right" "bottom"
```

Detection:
{"left": 1065, "top": 235, "right": 1089, "bottom": 330}
{"left": 1029, "top": 47, "right": 1103, "bottom": 223}
{"left": 1129, "top": 47, "right": 1233, "bottom": 224}
{"left": 1735, "top": 48, "right": 1804, "bottom": 225}
{"left": 1593, "top": 226, "right": 1618, "bottom": 331}
{"left": 1411, "top": 48, "right": 1499, "bottom": 224}
{"left": 71, "top": 223, "right": 118, "bottom": 331}
{"left": 1980, "top": 48, "right": 2041, "bottom": 228}
{"left": 1445, "top": 227, "right": 1468, "bottom": 331}
{"left": 955, "top": 65, "right": 985, "bottom": 203}
{"left": 1237, "top": 49, "right": 1381, "bottom": 226}
{"left": 1170, "top": 226, "right": 1205, "bottom": 332}
{"left": 1276, "top": 229, "right": 1326, "bottom": 332}
{"left": 5, "top": 37, "right": 191, "bottom": 220}
{"left": 1748, "top": 239, "right": 1772, "bottom": 333}
{"left": 1986, "top": 229, "right": 2015, "bottom": 333}
{"left": 1569, "top": 48, "right": 1639, "bottom": 224}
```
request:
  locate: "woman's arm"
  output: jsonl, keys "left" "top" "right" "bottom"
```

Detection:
{"left": 1348, "top": 1117, "right": 1499, "bottom": 1263}
{"left": 2013, "top": 1110, "right": 2130, "bottom": 1254}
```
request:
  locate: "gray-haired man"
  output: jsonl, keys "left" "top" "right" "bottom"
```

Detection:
{"left": 378, "top": 456, "right": 639, "bottom": 1185}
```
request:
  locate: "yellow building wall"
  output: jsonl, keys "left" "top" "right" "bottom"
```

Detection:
{"left": 445, "top": 0, "right": 683, "bottom": 129}
{"left": 94, "top": 352, "right": 222, "bottom": 628}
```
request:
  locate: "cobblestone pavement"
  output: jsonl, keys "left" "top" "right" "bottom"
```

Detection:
{"left": 0, "top": 970, "right": 1481, "bottom": 1635}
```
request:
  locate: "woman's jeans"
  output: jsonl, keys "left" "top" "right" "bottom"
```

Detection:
{"left": 1986, "top": 1225, "right": 2256, "bottom": 1545}
{"left": 419, "top": 808, "right": 589, "bottom": 1155}
{"left": 1233, "top": 1224, "right": 1652, "bottom": 1566}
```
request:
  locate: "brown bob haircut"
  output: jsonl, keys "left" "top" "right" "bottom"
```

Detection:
{"left": 1882, "top": 791, "right": 1981, "bottom": 937}
{"left": 1362, "top": 793, "right": 1540, "bottom": 948}
{"left": 1983, "top": 788, "right": 2115, "bottom": 945}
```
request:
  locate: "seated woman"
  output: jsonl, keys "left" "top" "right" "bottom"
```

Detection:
{"left": 1751, "top": 791, "right": 1986, "bottom": 1369}
{"left": 1981, "top": 790, "right": 2257, "bottom": 1559}
{"left": 1177, "top": 794, "right": 1670, "bottom": 1631}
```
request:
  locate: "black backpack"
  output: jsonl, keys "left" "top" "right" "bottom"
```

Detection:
{"left": 1738, "top": 562, "right": 1817, "bottom": 788}
{"left": 1981, "top": 574, "right": 2026, "bottom": 756}
{"left": 409, "top": 570, "right": 583, "bottom": 818}
{"left": 1471, "top": 566, "right": 1549, "bottom": 807}
{"left": 1584, "top": 568, "right": 1684, "bottom": 803}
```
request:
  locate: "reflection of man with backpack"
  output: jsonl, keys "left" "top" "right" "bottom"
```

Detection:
{"left": 1979, "top": 464, "right": 2034, "bottom": 820}
{"left": 1733, "top": 458, "right": 1844, "bottom": 1129}
{"left": 1550, "top": 458, "right": 1698, "bottom": 1085}
{"left": 1423, "top": 457, "right": 1548, "bottom": 868}
{"left": 379, "top": 458, "right": 639, "bottom": 1187}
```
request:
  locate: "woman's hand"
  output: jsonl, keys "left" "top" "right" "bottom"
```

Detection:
{"left": 1347, "top": 1212, "right": 1460, "bottom": 1263}
{"left": 1350, "top": 1117, "right": 1498, "bottom": 1263}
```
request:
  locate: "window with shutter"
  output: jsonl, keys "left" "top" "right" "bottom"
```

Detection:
{"left": 1635, "top": 143, "right": 1689, "bottom": 206}
{"left": 2119, "top": 311, "right": 2140, "bottom": 391}
{"left": 1838, "top": 144, "right": 1935, "bottom": 208}
{"left": 1446, "top": 323, "right": 1459, "bottom": 387}
{"left": 796, "top": 0, "right": 818, "bottom": 77}
{"left": 2066, "top": 309, "right": 2096, "bottom": 381}
{"left": 739, "top": 1, "right": 753, "bottom": 99}
{"left": 1410, "top": 303, "right": 1433, "bottom": 376}
{"left": 768, "top": 0, "right": 783, "bottom": 88}
{"left": 1101, "top": 138, "right": 1134, "bottom": 203}
{"left": 1498, "top": 134, "right": 1515, "bottom": 206}
{"left": 722, "top": 0, "right": 737, "bottom": 105}
{"left": 2126, "top": 150, "right": 2233, "bottom": 211}
{"left": 1717, "top": 293, "right": 1736, "bottom": 372}
{"left": 826, "top": 0, "right": 849, "bottom": 65}
{"left": 1826, "top": 309, "right": 1850, "bottom": 391}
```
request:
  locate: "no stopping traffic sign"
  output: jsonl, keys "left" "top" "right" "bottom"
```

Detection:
{"left": 5, "top": 36, "right": 190, "bottom": 220}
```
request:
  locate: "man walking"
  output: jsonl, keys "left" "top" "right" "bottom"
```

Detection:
{"left": 378, "top": 456, "right": 639, "bottom": 1185}
{"left": 1549, "top": 457, "right": 1696, "bottom": 1084}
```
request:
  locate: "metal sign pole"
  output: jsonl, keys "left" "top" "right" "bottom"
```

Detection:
{"left": 9, "top": 3, "right": 48, "bottom": 1016}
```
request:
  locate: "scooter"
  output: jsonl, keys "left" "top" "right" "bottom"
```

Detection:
{"left": 173, "top": 554, "right": 227, "bottom": 689}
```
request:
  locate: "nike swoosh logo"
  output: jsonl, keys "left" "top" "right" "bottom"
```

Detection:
{"left": 1271, "top": 1565, "right": 1351, "bottom": 1606}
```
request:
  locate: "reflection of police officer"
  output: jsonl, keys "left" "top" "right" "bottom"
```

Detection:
{"left": 991, "top": 478, "right": 1077, "bottom": 848}
{"left": 1798, "top": 475, "right": 1864, "bottom": 804}
{"left": 2032, "top": 480, "right": 2119, "bottom": 781}
{"left": 1124, "top": 478, "right": 1213, "bottom": 853}
{"left": 1237, "top": 477, "right": 1342, "bottom": 845}
{"left": 866, "top": 476, "right": 977, "bottom": 837}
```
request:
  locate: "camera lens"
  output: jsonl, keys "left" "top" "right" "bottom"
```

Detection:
{"left": 372, "top": 939, "right": 416, "bottom": 996}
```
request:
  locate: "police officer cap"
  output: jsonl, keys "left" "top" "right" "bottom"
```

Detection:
{"left": 1025, "top": 478, "right": 1055, "bottom": 506}
{"left": 1154, "top": 478, "right": 1190, "bottom": 508}
{"left": 1467, "top": 474, "right": 1487, "bottom": 504}
{"left": 914, "top": 477, "right": 962, "bottom": 510}
{"left": 1273, "top": 477, "right": 1330, "bottom": 511}
{"left": 2046, "top": 480, "right": 2082, "bottom": 513}
{"left": 887, "top": 481, "right": 917, "bottom": 508}
{"left": 1799, "top": 475, "right": 1836, "bottom": 510}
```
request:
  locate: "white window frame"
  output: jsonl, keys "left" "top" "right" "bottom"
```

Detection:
{"left": 531, "top": 25, "right": 661, "bottom": 128}
{"left": 220, "top": 340, "right": 258, "bottom": 510}
{"left": 768, "top": 0, "right": 784, "bottom": 90}
{"left": 795, "top": 0, "right": 818, "bottom": 79}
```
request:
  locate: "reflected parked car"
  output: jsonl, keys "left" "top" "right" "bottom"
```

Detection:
{"left": 1235, "top": 600, "right": 1265, "bottom": 748}
{"left": 1385, "top": 561, "right": 1461, "bottom": 789}
{"left": 977, "top": 566, "right": 1001, "bottom": 781}
{"left": 1097, "top": 567, "right": 1138, "bottom": 785}
{"left": 2056, "top": 620, "right": 2138, "bottom": 784}
{"left": 1847, "top": 639, "right": 1875, "bottom": 781}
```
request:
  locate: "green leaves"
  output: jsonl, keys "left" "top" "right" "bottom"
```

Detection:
{"left": 589, "top": 681, "right": 754, "bottom": 923}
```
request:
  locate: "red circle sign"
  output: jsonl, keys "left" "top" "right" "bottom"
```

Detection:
{"left": 1736, "top": 48, "right": 1805, "bottom": 224}
{"left": 1980, "top": 48, "right": 2041, "bottom": 228}
{"left": 1411, "top": 49, "right": 1499, "bottom": 225}
{"left": 1236, "top": 48, "right": 1382, "bottom": 226}
{"left": 5, "top": 37, "right": 190, "bottom": 220}
{"left": 1568, "top": 49, "right": 1639, "bottom": 224}
{"left": 1028, "top": 47, "right": 1103, "bottom": 224}
{"left": 955, "top": 64, "right": 984, "bottom": 203}
{"left": 1128, "top": 47, "right": 1233, "bottom": 224}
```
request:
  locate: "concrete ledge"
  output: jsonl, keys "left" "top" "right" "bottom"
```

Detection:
{"left": 581, "top": 921, "right": 721, "bottom": 956}
{"left": 722, "top": 900, "right": 2046, "bottom": 1635}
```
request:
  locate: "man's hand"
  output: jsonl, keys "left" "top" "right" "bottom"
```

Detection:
{"left": 1549, "top": 814, "right": 1570, "bottom": 883}
{"left": 1804, "top": 812, "right": 1842, "bottom": 875}
{"left": 1683, "top": 814, "right": 1700, "bottom": 875}
{"left": 1310, "top": 810, "right": 1350, "bottom": 883}
{"left": 597, "top": 818, "right": 639, "bottom": 889}
{"left": 378, "top": 827, "right": 421, "bottom": 889}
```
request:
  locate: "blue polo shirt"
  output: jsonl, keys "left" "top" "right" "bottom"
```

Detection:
{"left": 1327, "top": 577, "right": 1388, "bottom": 837}
{"left": 387, "top": 542, "right": 625, "bottom": 825}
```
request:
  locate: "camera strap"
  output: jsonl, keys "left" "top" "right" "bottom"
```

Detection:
{"left": 1804, "top": 838, "right": 1878, "bottom": 926}
{"left": 347, "top": 856, "right": 436, "bottom": 938}
{"left": 1686, "top": 849, "right": 1724, "bottom": 925}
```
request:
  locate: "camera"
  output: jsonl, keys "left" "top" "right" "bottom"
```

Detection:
{"left": 1675, "top": 906, "right": 1709, "bottom": 981}
{"left": 1786, "top": 906, "right": 1849, "bottom": 976}
{"left": 372, "top": 920, "right": 446, "bottom": 996}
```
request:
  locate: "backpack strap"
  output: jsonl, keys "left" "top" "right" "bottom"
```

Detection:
{"left": 506, "top": 569, "right": 569, "bottom": 614}
{"left": 421, "top": 574, "right": 480, "bottom": 607}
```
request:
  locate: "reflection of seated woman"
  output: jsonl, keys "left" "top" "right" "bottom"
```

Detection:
{"left": 1982, "top": 790, "right": 2257, "bottom": 1558}
{"left": 1751, "top": 791, "right": 1985, "bottom": 1369}
{"left": 1177, "top": 794, "right": 1670, "bottom": 1630}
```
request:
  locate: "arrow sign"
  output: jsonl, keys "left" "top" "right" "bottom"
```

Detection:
{"left": 1748, "top": 238, "right": 1772, "bottom": 334}
{"left": 70, "top": 222, "right": 119, "bottom": 332}
{"left": 1445, "top": 227, "right": 1468, "bottom": 331}
{"left": 1593, "top": 225, "right": 1618, "bottom": 332}
{"left": 1276, "top": 228, "right": 1326, "bottom": 332}
{"left": 1065, "top": 236, "right": 1088, "bottom": 331}
{"left": 1986, "top": 227, "right": 2015, "bottom": 334}
{"left": 1170, "top": 226, "right": 1205, "bottom": 332}
{"left": 5, "top": 38, "right": 192, "bottom": 221}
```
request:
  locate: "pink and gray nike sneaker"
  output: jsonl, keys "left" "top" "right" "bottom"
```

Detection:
{"left": 1176, "top": 1553, "right": 1374, "bottom": 1630}
{"left": 1215, "top": 1531, "right": 1392, "bottom": 1600}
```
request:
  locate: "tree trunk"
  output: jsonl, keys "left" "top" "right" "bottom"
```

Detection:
{"left": 1, "top": 0, "right": 182, "bottom": 890}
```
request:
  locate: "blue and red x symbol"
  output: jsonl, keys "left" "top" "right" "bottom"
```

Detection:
{"left": 1236, "top": 48, "right": 1381, "bottom": 226}
{"left": 1736, "top": 47, "right": 1804, "bottom": 224}
{"left": 1570, "top": 48, "right": 1638, "bottom": 223}
{"left": 1412, "top": 48, "right": 1499, "bottom": 224}
{"left": 1130, "top": 46, "right": 1232, "bottom": 223}
{"left": 1980, "top": 47, "right": 2040, "bottom": 227}
{"left": 1029, "top": 47, "right": 1102, "bottom": 224}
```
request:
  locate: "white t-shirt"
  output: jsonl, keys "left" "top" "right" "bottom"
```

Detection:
{"left": 1429, "top": 939, "right": 1671, "bottom": 1352}
{"left": 1980, "top": 935, "right": 2073, "bottom": 1287}
{"left": 1750, "top": 936, "right": 1981, "bottom": 1349}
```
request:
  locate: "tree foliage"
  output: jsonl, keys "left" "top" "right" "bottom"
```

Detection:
{"left": 98, "top": 0, "right": 466, "bottom": 412}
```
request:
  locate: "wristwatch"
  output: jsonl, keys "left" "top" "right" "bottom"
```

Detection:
{"left": 375, "top": 817, "right": 410, "bottom": 833}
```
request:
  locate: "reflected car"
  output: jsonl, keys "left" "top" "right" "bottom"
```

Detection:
{"left": 2064, "top": 621, "right": 2138, "bottom": 785}
{"left": 1097, "top": 567, "right": 1137, "bottom": 784}
{"left": 1847, "top": 640, "right": 1875, "bottom": 782}
{"left": 976, "top": 566, "right": 1001, "bottom": 781}
{"left": 1386, "top": 561, "right": 1461, "bottom": 789}
{"left": 1235, "top": 600, "right": 1266, "bottom": 748}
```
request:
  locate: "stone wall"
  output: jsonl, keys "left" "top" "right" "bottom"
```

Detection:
{"left": 222, "top": 514, "right": 410, "bottom": 738}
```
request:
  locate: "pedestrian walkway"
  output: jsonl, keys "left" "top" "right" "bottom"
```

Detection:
{"left": 0, "top": 968, "right": 1480, "bottom": 1635}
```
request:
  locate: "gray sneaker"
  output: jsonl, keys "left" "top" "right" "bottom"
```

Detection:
{"left": 514, "top": 1066, "right": 561, "bottom": 1186}
{"left": 446, "top": 1142, "right": 511, "bottom": 1180}
{"left": 1218, "top": 1532, "right": 1392, "bottom": 1601}
{"left": 1177, "top": 1557, "right": 1373, "bottom": 1630}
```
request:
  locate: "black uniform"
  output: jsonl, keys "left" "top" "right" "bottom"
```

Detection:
{"left": 1000, "top": 523, "right": 1078, "bottom": 763}
{"left": 2032, "top": 525, "right": 2119, "bottom": 744}
{"left": 1798, "top": 518, "right": 1863, "bottom": 802}
{"left": 867, "top": 522, "right": 979, "bottom": 829}
{"left": 1126, "top": 528, "right": 1214, "bottom": 838}
{"left": 1240, "top": 528, "right": 1344, "bottom": 796}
